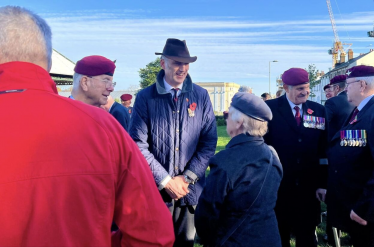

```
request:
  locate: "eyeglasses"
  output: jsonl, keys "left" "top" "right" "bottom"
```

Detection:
{"left": 223, "top": 111, "right": 228, "bottom": 120}
{"left": 345, "top": 80, "right": 361, "bottom": 89}
{"left": 88, "top": 76, "right": 116, "bottom": 88}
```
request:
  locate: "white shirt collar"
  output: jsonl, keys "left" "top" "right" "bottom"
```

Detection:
{"left": 163, "top": 77, "right": 183, "bottom": 96}
{"left": 286, "top": 94, "right": 303, "bottom": 116}
{"left": 357, "top": 94, "right": 374, "bottom": 111}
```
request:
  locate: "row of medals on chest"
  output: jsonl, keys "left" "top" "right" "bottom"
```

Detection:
{"left": 303, "top": 115, "right": 325, "bottom": 130}
{"left": 340, "top": 129, "right": 367, "bottom": 147}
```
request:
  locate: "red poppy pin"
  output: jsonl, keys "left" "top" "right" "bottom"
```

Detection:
{"left": 307, "top": 108, "right": 314, "bottom": 115}
{"left": 188, "top": 102, "right": 197, "bottom": 117}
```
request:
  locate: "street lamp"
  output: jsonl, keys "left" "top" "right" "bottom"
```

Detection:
{"left": 269, "top": 60, "right": 278, "bottom": 96}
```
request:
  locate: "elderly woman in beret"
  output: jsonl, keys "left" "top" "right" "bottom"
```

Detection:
{"left": 195, "top": 93, "right": 283, "bottom": 247}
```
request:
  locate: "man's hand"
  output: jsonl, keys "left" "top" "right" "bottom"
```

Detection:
{"left": 350, "top": 210, "right": 367, "bottom": 226}
{"left": 164, "top": 175, "right": 189, "bottom": 200}
{"left": 316, "top": 188, "right": 326, "bottom": 202}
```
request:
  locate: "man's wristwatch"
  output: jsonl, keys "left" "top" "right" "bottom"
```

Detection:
{"left": 183, "top": 175, "right": 194, "bottom": 184}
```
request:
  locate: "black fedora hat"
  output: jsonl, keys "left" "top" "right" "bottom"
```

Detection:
{"left": 155, "top": 38, "right": 197, "bottom": 63}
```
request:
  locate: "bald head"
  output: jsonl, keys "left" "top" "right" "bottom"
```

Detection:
{"left": 0, "top": 6, "right": 52, "bottom": 70}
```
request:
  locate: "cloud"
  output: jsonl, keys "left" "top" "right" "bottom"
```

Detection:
{"left": 43, "top": 10, "right": 374, "bottom": 94}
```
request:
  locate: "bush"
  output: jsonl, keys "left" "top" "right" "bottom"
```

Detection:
{"left": 215, "top": 115, "right": 226, "bottom": 126}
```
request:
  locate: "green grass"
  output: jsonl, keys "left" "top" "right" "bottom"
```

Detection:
{"left": 196, "top": 126, "right": 352, "bottom": 247}
{"left": 215, "top": 125, "right": 230, "bottom": 154}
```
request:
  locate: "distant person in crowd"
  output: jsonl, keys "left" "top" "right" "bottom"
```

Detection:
{"left": 0, "top": 6, "right": 174, "bottom": 247}
{"left": 102, "top": 95, "right": 130, "bottom": 131}
{"left": 129, "top": 38, "right": 217, "bottom": 247}
{"left": 324, "top": 84, "right": 334, "bottom": 100}
{"left": 238, "top": 85, "right": 252, "bottom": 93}
{"left": 70, "top": 55, "right": 116, "bottom": 107}
{"left": 261, "top": 92, "right": 272, "bottom": 101}
{"left": 264, "top": 68, "right": 328, "bottom": 247}
{"left": 195, "top": 93, "right": 283, "bottom": 247}
{"left": 120, "top": 93, "right": 133, "bottom": 115}
{"left": 325, "top": 75, "right": 355, "bottom": 142}
{"left": 327, "top": 65, "right": 374, "bottom": 247}
{"left": 276, "top": 89, "right": 284, "bottom": 98}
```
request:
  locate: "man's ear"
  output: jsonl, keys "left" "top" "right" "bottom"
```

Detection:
{"left": 160, "top": 59, "right": 166, "bottom": 70}
{"left": 283, "top": 84, "right": 289, "bottom": 93}
{"left": 80, "top": 76, "right": 89, "bottom": 92}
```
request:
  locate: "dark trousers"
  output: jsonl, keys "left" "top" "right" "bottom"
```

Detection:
{"left": 278, "top": 220, "right": 317, "bottom": 247}
{"left": 168, "top": 200, "right": 196, "bottom": 247}
{"left": 348, "top": 222, "right": 374, "bottom": 247}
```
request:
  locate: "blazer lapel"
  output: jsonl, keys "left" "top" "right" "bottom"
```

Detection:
{"left": 277, "top": 95, "right": 299, "bottom": 133}
{"left": 356, "top": 96, "right": 374, "bottom": 120}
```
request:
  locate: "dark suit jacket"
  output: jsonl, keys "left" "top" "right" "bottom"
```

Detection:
{"left": 109, "top": 102, "right": 130, "bottom": 131}
{"left": 195, "top": 134, "right": 282, "bottom": 247}
{"left": 327, "top": 96, "right": 374, "bottom": 231}
{"left": 264, "top": 95, "right": 327, "bottom": 226}
{"left": 325, "top": 91, "right": 355, "bottom": 142}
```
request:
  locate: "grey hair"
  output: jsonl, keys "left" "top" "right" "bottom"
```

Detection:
{"left": 72, "top": 73, "right": 84, "bottom": 90}
{"left": 161, "top": 55, "right": 169, "bottom": 65}
{"left": 229, "top": 106, "right": 268, "bottom": 137}
{"left": 334, "top": 81, "right": 346, "bottom": 91}
{"left": 238, "top": 85, "right": 251, "bottom": 93}
{"left": 0, "top": 6, "right": 52, "bottom": 69}
{"left": 356, "top": 76, "right": 374, "bottom": 90}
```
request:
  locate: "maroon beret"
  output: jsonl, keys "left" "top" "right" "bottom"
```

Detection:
{"left": 120, "top": 94, "right": 132, "bottom": 101}
{"left": 282, "top": 68, "right": 309, "bottom": 86}
{"left": 323, "top": 84, "right": 331, "bottom": 91}
{"left": 74, "top": 55, "right": 116, "bottom": 76}
{"left": 346, "top": 65, "right": 374, "bottom": 78}
{"left": 330, "top": 75, "right": 347, "bottom": 85}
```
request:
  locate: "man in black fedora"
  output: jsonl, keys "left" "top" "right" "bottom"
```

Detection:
{"left": 130, "top": 38, "right": 217, "bottom": 246}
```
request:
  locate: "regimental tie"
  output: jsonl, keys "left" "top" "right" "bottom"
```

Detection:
{"left": 172, "top": 88, "right": 180, "bottom": 102}
{"left": 349, "top": 108, "right": 359, "bottom": 124}
{"left": 294, "top": 106, "right": 301, "bottom": 126}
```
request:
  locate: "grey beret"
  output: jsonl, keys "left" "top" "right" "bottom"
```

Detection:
{"left": 231, "top": 93, "right": 273, "bottom": 122}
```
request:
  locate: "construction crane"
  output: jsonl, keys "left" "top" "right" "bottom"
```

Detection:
{"left": 368, "top": 22, "right": 374, "bottom": 37}
{"left": 326, "top": 0, "right": 352, "bottom": 68}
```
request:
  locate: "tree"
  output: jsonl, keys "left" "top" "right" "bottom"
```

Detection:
{"left": 306, "top": 64, "right": 321, "bottom": 98}
{"left": 306, "top": 64, "right": 320, "bottom": 89}
{"left": 138, "top": 57, "right": 162, "bottom": 89}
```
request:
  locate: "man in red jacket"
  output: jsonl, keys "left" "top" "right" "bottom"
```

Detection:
{"left": 0, "top": 6, "right": 174, "bottom": 247}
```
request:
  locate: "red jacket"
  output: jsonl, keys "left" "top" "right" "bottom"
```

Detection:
{"left": 0, "top": 62, "right": 174, "bottom": 247}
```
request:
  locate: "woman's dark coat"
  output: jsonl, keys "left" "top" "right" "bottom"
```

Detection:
{"left": 195, "top": 133, "right": 283, "bottom": 247}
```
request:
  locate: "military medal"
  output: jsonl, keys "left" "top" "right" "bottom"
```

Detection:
{"left": 303, "top": 115, "right": 309, "bottom": 127}
{"left": 340, "top": 131, "right": 344, "bottom": 146}
{"left": 358, "top": 130, "right": 363, "bottom": 147}
{"left": 362, "top": 130, "right": 367, "bottom": 147}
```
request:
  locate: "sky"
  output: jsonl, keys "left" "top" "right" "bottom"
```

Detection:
{"left": 5, "top": 0, "right": 374, "bottom": 95}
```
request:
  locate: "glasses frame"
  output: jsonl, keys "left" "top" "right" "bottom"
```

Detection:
{"left": 345, "top": 80, "right": 361, "bottom": 89}
{"left": 87, "top": 76, "right": 116, "bottom": 88}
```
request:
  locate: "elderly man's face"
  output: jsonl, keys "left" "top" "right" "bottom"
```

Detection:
{"left": 161, "top": 57, "right": 189, "bottom": 87}
{"left": 121, "top": 100, "right": 131, "bottom": 108}
{"left": 346, "top": 78, "right": 363, "bottom": 105}
{"left": 84, "top": 74, "right": 114, "bottom": 106}
{"left": 285, "top": 83, "right": 310, "bottom": 105}
{"left": 324, "top": 86, "right": 334, "bottom": 99}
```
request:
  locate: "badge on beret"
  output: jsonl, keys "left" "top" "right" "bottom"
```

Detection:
{"left": 188, "top": 102, "right": 197, "bottom": 117}
{"left": 346, "top": 70, "right": 352, "bottom": 76}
